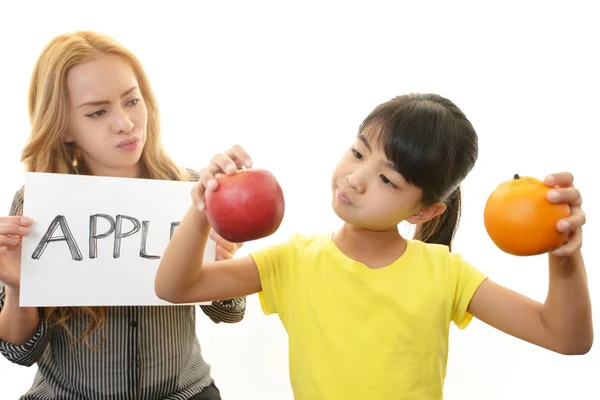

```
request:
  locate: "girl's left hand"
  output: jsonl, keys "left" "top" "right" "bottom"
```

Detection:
{"left": 545, "top": 172, "right": 586, "bottom": 257}
{"left": 209, "top": 229, "right": 244, "bottom": 261}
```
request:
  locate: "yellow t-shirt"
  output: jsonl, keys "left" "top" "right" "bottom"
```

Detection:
{"left": 251, "top": 233, "right": 487, "bottom": 400}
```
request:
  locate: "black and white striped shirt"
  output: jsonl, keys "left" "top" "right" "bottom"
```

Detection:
{"left": 0, "top": 174, "right": 246, "bottom": 400}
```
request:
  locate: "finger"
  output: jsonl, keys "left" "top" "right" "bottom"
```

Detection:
{"left": 0, "top": 223, "right": 30, "bottom": 236}
{"left": 209, "top": 231, "right": 244, "bottom": 250}
{"left": 0, "top": 235, "right": 20, "bottom": 247}
{"left": 215, "top": 245, "right": 234, "bottom": 261}
{"left": 190, "top": 183, "right": 206, "bottom": 211}
{"left": 199, "top": 170, "right": 220, "bottom": 195}
{"left": 211, "top": 153, "right": 239, "bottom": 175}
{"left": 0, "top": 246, "right": 7, "bottom": 254}
{"left": 209, "top": 230, "right": 237, "bottom": 252}
{"left": 0, "top": 216, "right": 33, "bottom": 226}
{"left": 219, "top": 239, "right": 238, "bottom": 255}
{"left": 551, "top": 230, "right": 582, "bottom": 257}
{"left": 544, "top": 172, "right": 574, "bottom": 187}
{"left": 212, "top": 237, "right": 236, "bottom": 254}
{"left": 546, "top": 187, "right": 582, "bottom": 207}
{"left": 226, "top": 145, "right": 253, "bottom": 168}
{"left": 556, "top": 208, "right": 586, "bottom": 233}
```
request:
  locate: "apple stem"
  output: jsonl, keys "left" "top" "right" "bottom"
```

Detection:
{"left": 514, "top": 174, "right": 520, "bottom": 180}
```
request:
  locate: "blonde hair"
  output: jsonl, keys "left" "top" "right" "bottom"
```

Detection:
{"left": 21, "top": 31, "right": 189, "bottom": 347}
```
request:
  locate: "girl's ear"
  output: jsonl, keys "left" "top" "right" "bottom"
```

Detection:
{"left": 406, "top": 202, "right": 446, "bottom": 224}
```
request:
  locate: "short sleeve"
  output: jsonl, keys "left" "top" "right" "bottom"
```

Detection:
{"left": 450, "top": 253, "right": 488, "bottom": 329}
{"left": 250, "top": 240, "right": 293, "bottom": 318}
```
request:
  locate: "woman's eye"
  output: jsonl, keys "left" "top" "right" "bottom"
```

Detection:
{"left": 351, "top": 148, "right": 364, "bottom": 160}
{"left": 127, "top": 98, "right": 139, "bottom": 106}
{"left": 87, "top": 110, "right": 106, "bottom": 118}
{"left": 380, "top": 175, "right": 396, "bottom": 188}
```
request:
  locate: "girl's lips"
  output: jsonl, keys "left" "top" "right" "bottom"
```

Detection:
{"left": 336, "top": 188, "right": 353, "bottom": 205}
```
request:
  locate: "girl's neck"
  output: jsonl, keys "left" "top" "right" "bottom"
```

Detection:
{"left": 331, "top": 223, "right": 408, "bottom": 269}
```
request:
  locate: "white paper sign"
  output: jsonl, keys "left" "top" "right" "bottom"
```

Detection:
{"left": 20, "top": 172, "right": 214, "bottom": 307}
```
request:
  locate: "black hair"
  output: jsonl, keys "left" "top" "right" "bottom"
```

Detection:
{"left": 359, "top": 93, "right": 478, "bottom": 250}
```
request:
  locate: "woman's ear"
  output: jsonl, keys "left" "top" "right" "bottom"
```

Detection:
{"left": 63, "top": 132, "right": 74, "bottom": 143}
{"left": 406, "top": 202, "right": 446, "bottom": 224}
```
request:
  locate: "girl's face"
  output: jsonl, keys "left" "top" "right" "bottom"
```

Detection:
{"left": 331, "top": 132, "right": 445, "bottom": 232}
{"left": 64, "top": 54, "right": 148, "bottom": 178}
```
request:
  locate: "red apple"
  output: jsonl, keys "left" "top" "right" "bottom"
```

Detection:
{"left": 205, "top": 168, "right": 285, "bottom": 242}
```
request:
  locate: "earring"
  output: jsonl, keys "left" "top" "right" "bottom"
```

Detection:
{"left": 72, "top": 147, "right": 81, "bottom": 175}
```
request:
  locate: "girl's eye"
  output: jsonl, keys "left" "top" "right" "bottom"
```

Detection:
{"left": 351, "top": 148, "right": 364, "bottom": 160}
{"left": 380, "top": 175, "right": 396, "bottom": 188}
{"left": 127, "top": 98, "right": 139, "bottom": 106}
{"left": 87, "top": 110, "right": 106, "bottom": 118}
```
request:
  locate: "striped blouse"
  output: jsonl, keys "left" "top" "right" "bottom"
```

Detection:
{"left": 0, "top": 172, "right": 246, "bottom": 400}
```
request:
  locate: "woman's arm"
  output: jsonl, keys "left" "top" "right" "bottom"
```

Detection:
{"left": 0, "top": 284, "right": 40, "bottom": 346}
{"left": 0, "top": 189, "right": 41, "bottom": 346}
{"left": 200, "top": 297, "right": 246, "bottom": 323}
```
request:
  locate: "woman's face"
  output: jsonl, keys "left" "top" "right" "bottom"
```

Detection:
{"left": 64, "top": 54, "right": 148, "bottom": 178}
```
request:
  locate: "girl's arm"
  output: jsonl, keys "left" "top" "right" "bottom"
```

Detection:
{"left": 199, "top": 231, "right": 247, "bottom": 323}
{"left": 468, "top": 172, "right": 593, "bottom": 355}
{"left": 155, "top": 205, "right": 261, "bottom": 303}
{"left": 155, "top": 145, "right": 262, "bottom": 304}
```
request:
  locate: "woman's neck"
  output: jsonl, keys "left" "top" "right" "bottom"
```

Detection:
{"left": 87, "top": 164, "right": 142, "bottom": 179}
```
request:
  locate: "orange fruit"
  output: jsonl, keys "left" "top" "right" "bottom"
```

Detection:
{"left": 484, "top": 174, "right": 571, "bottom": 256}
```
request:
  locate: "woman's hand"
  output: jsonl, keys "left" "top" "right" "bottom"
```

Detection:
{"left": 210, "top": 229, "right": 244, "bottom": 261}
{"left": 0, "top": 216, "right": 33, "bottom": 290}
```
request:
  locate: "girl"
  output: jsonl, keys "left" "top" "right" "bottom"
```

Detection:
{"left": 0, "top": 31, "right": 246, "bottom": 400}
{"left": 155, "top": 94, "right": 592, "bottom": 400}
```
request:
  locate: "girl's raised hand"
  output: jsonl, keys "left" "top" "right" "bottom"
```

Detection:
{"left": 545, "top": 172, "right": 586, "bottom": 257}
{"left": 192, "top": 145, "right": 253, "bottom": 211}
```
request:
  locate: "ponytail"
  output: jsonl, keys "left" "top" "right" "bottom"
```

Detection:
{"left": 413, "top": 186, "right": 462, "bottom": 251}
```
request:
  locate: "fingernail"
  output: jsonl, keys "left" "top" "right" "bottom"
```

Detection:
{"left": 19, "top": 227, "right": 30, "bottom": 235}
{"left": 0, "top": 246, "right": 7, "bottom": 253}
{"left": 21, "top": 217, "right": 32, "bottom": 224}
{"left": 226, "top": 165, "right": 236, "bottom": 174}
{"left": 245, "top": 158, "right": 253, "bottom": 168}
{"left": 547, "top": 190, "right": 560, "bottom": 202}
{"left": 209, "top": 230, "right": 216, "bottom": 240}
{"left": 557, "top": 220, "right": 569, "bottom": 232}
{"left": 545, "top": 175, "right": 555, "bottom": 185}
{"left": 207, "top": 180, "right": 217, "bottom": 190}
{"left": 197, "top": 201, "right": 205, "bottom": 211}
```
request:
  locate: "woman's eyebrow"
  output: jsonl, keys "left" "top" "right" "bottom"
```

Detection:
{"left": 77, "top": 86, "right": 138, "bottom": 108}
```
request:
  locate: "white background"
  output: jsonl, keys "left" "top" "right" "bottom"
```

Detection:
{"left": 1, "top": 1, "right": 598, "bottom": 399}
